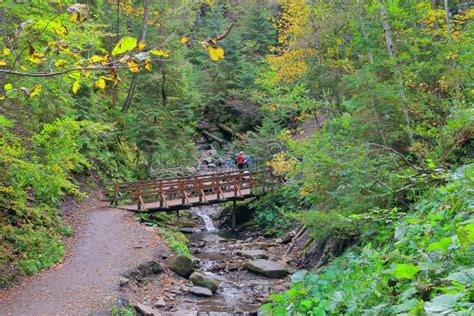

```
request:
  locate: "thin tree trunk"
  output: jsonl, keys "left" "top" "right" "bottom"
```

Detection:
{"left": 379, "top": 1, "right": 414, "bottom": 145}
{"left": 444, "top": 0, "right": 451, "bottom": 35}
{"left": 122, "top": 0, "right": 151, "bottom": 113}
{"left": 111, "top": 0, "right": 120, "bottom": 108}
{"left": 0, "top": 10, "right": 7, "bottom": 101}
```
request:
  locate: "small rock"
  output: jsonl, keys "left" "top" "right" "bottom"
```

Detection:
{"left": 123, "top": 260, "right": 163, "bottom": 283}
{"left": 236, "top": 249, "right": 268, "bottom": 259}
{"left": 118, "top": 276, "right": 129, "bottom": 287}
{"left": 133, "top": 302, "right": 160, "bottom": 316}
{"left": 203, "top": 156, "right": 213, "bottom": 164}
{"left": 165, "top": 255, "right": 194, "bottom": 278}
{"left": 153, "top": 298, "right": 166, "bottom": 308}
{"left": 207, "top": 149, "right": 218, "bottom": 156}
{"left": 189, "top": 286, "right": 213, "bottom": 297}
{"left": 245, "top": 259, "right": 289, "bottom": 279}
{"left": 161, "top": 250, "right": 170, "bottom": 259}
{"left": 189, "top": 272, "right": 220, "bottom": 292}
{"left": 179, "top": 227, "right": 196, "bottom": 234}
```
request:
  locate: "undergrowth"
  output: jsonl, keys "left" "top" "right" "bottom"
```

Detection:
{"left": 262, "top": 164, "right": 474, "bottom": 315}
{"left": 0, "top": 117, "right": 132, "bottom": 286}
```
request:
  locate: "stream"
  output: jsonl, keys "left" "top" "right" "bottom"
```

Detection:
{"left": 177, "top": 205, "right": 290, "bottom": 315}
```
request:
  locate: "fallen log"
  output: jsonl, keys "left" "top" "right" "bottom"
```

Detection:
{"left": 201, "top": 130, "right": 225, "bottom": 144}
{"left": 216, "top": 123, "right": 247, "bottom": 141}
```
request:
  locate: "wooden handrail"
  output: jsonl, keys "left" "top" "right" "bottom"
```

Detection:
{"left": 101, "top": 170, "right": 271, "bottom": 210}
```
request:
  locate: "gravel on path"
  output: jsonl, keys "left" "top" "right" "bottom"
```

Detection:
{"left": 0, "top": 207, "right": 162, "bottom": 315}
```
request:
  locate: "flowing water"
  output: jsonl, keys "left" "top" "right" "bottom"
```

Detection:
{"left": 181, "top": 205, "right": 287, "bottom": 315}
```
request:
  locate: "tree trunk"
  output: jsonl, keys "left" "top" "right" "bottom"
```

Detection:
{"left": 0, "top": 10, "right": 7, "bottom": 102}
{"left": 111, "top": 0, "right": 121, "bottom": 108}
{"left": 379, "top": 1, "right": 414, "bottom": 145}
{"left": 122, "top": 0, "right": 151, "bottom": 113}
{"left": 444, "top": 0, "right": 451, "bottom": 35}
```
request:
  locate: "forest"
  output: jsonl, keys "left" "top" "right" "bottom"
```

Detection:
{"left": 0, "top": 0, "right": 473, "bottom": 315}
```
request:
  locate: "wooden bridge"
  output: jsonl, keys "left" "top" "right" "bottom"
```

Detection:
{"left": 101, "top": 170, "right": 277, "bottom": 213}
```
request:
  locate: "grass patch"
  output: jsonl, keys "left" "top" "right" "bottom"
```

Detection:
{"left": 157, "top": 227, "right": 192, "bottom": 258}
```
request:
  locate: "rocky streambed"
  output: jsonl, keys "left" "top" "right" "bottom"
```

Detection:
{"left": 120, "top": 205, "right": 297, "bottom": 315}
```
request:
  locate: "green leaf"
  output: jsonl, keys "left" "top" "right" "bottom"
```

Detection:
{"left": 112, "top": 36, "right": 137, "bottom": 56}
{"left": 393, "top": 298, "right": 419, "bottom": 313}
{"left": 392, "top": 263, "right": 420, "bottom": 280}
{"left": 427, "top": 237, "right": 452, "bottom": 253}
{"left": 5, "top": 88, "right": 18, "bottom": 98}
{"left": 424, "top": 293, "right": 464, "bottom": 314}
{"left": 0, "top": 114, "right": 13, "bottom": 128}
{"left": 456, "top": 223, "right": 474, "bottom": 249}
{"left": 444, "top": 268, "right": 474, "bottom": 285}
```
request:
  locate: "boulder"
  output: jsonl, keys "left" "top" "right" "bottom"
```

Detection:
{"left": 216, "top": 158, "right": 225, "bottom": 166}
{"left": 165, "top": 255, "right": 194, "bottom": 278}
{"left": 153, "top": 297, "right": 166, "bottom": 308}
{"left": 207, "top": 149, "right": 218, "bottom": 156}
{"left": 203, "top": 156, "right": 213, "bottom": 164}
{"left": 189, "top": 286, "right": 213, "bottom": 297}
{"left": 245, "top": 259, "right": 289, "bottom": 279}
{"left": 236, "top": 249, "right": 268, "bottom": 259}
{"left": 189, "top": 272, "right": 219, "bottom": 292}
{"left": 201, "top": 234, "right": 225, "bottom": 243}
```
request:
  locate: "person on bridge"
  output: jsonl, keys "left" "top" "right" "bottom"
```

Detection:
{"left": 236, "top": 151, "right": 245, "bottom": 170}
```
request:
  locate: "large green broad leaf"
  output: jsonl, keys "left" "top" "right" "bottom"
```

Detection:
{"left": 424, "top": 293, "right": 465, "bottom": 314}
{"left": 393, "top": 263, "right": 420, "bottom": 280}
{"left": 112, "top": 36, "right": 137, "bottom": 56}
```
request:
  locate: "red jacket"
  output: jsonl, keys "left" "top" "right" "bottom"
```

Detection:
{"left": 236, "top": 154, "right": 245, "bottom": 164}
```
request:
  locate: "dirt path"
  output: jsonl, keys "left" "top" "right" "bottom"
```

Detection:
{"left": 0, "top": 207, "right": 162, "bottom": 315}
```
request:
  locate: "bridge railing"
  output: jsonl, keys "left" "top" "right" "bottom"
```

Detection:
{"left": 100, "top": 169, "right": 277, "bottom": 210}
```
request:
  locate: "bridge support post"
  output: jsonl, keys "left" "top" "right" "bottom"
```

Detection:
{"left": 176, "top": 210, "right": 180, "bottom": 226}
{"left": 232, "top": 200, "right": 236, "bottom": 229}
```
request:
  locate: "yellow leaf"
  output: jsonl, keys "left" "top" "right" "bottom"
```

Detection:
{"left": 26, "top": 53, "right": 45, "bottom": 64}
{"left": 137, "top": 42, "right": 146, "bottom": 52}
{"left": 30, "top": 85, "right": 42, "bottom": 97}
{"left": 155, "top": 23, "right": 162, "bottom": 28}
{"left": 72, "top": 80, "right": 81, "bottom": 94}
{"left": 83, "top": 69, "right": 92, "bottom": 78}
{"left": 20, "top": 66, "right": 28, "bottom": 71}
{"left": 90, "top": 55, "right": 105, "bottom": 63}
{"left": 3, "top": 48, "right": 10, "bottom": 56}
{"left": 127, "top": 60, "right": 140, "bottom": 72}
{"left": 70, "top": 12, "right": 79, "bottom": 22}
{"left": 0, "top": 96, "right": 4, "bottom": 100}
{"left": 94, "top": 78, "right": 106, "bottom": 90}
{"left": 4, "top": 83, "right": 13, "bottom": 91}
{"left": 0, "top": 60, "right": 6, "bottom": 66}
{"left": 52, "top": 23, "right": 68, "bottom": 35}
{"left": 180, "top": 36, "right": 189, "bottom": 45}
{"left": 146, "top": 19, "right": 155, "bottom": 25}
{"left": 207, "top": 46, "right": 224, "bottom": 61}
{"left": 150, "top": 49, "right": 169, "bottom": 58}
{"left": 144, "top": 59, "right": 152, "bottom": 71}
{"left": 54, "top": 59, "right": 67, "bottom": 67}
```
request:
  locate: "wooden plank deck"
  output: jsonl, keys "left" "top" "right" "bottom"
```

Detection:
{"left": 121, "top": 188, "right": 253, "bottom": 211}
